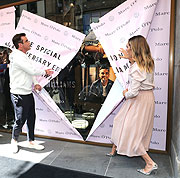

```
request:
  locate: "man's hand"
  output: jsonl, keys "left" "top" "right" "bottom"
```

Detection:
{"left": 45, "top": 69, "right": 54, "bottom": 76}
{"left": 34, "top": 84, "right": 42, "bottom": 91}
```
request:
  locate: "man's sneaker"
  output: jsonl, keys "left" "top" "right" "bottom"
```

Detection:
{"left": 27, "top": 141, "right": 45, "bottom": 150}
{"left": 2, "top": 124, "right": 8, "bottom": 129}
{"left": 11, "top": 139, "right": 18, "bottom": 154}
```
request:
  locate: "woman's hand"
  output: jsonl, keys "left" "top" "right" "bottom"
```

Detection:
{"left": 119, "top": 48, "right": 131, "bottom": 59}
{"left": 119, "top": 48, "right": 134, "bottom": 64}
{"left": 123, "top": 89, "right": 128, "bottom": 96}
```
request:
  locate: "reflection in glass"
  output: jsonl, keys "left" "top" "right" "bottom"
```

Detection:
{"left": 45, "top": 42, "right": 116, "bottom": 139}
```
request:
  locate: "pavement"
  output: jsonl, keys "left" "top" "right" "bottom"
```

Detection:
{"left": 0, "top": 131, "right": 173, "bottom": 178}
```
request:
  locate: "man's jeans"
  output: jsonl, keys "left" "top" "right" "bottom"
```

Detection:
{"left": 11, "top": 93, "right": 36, "bottom": 141}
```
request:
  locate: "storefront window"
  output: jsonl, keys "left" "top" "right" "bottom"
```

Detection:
{"left": 0, "top": 0, "right": 123, "bottom": 139}
{"left": 83, "top": 10, "right": 109, "bottom": 34}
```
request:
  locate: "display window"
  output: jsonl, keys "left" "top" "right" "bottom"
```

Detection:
{"left": 45, "top": 39, "right": 116, "bottom": 139}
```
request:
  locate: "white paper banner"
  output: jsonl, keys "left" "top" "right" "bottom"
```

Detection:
{"left": 0, "top": 7, "right": 15, "bottom": 47}
{"left": 90, "top": 0, "right": 158, "bottom": 88}
{"left": 15, "top": 10, "right": 85, "bottom": 141}
{"left": 14, "top": 10, "right": 85, "bottom": 87}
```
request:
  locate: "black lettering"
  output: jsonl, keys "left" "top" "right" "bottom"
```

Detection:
{"left": 53, "top": 53, "right": 57, "bottom": 58}
{"left": 124, "top": 63, "right": 129, "bottom": 71}
{"left": 42, "top": 60, "right": 47, "bottom": 66}
{"left": 5, "top": 42, "right": 11, "bottom": 48}
{"left": 48, "top": 76, "right": 52, "bottom": 80}
{"left": 130, "top": 0, "right": 137, "bottom": 7}
{"left": 40, "top": 47, "right": 44, "bottom": 52}
{"left": 116, "top": 67, "right": 123, "bottom": 73}
{"left": 44, "top": 49, "right": 48, "bottom": 53}
{"left": 52, "top": 65, "right": 56, "bottom": 70}
{"left": 47, "top": 62, "right": 51, "bottom": 67}
{"left": 38, "top": 58, "right": 42, "bottom": 63}
{"left": 50, "top": 51, "right": 53, "bottom": 56}
{"left": 30, "top": 42, "right": 34, "bottom": 47}
{"left": 110, "top": 55, "right": 114, "bottom": 61}
{"left": 113, "top": 55, "right": 118, "bottom": 61}
{"left": 32, "top": 55, "right": 36, "bottom": 60}
{"left": 118, "top": 53, "right": 123, "bottom": 59}
{"left": 27, "top": 53, "right": 32, "bottom": 58}
{"left": 55, "top": 66, "right": 60, "bottom": 72}
{"left": 36, "top": 45, "right": 40, "bottom": 50}
{"left": 44, "top": 74, "right": 49, "bottom": 78}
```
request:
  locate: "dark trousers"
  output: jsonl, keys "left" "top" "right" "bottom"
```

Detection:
{"left": 11, "top": 93, "right": 36, "bottom": 141}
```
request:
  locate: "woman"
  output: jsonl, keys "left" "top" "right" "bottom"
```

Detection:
{"left": 107, "top": 35, "right": 157, "bottom": 175}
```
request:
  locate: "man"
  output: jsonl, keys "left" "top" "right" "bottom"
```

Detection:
{"left": 9, "top": 33, "right": 53, "bottom": 153}
{"left": 89, "top": 66, "right": 114, "bottom": 103}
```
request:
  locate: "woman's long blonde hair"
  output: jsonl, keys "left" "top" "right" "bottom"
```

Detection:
{"left": 128, "top": 35, "right": 154, "bottom": 73}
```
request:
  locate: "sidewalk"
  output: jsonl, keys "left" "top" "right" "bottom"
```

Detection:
{"left": 0, "top": 131, "right": 173, "bottom": 178}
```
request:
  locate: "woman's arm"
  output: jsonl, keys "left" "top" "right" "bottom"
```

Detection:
{"left": 124, "top": 77, "right": 141, "bottom": 99}
{"left": 124, "top": 66, "right": 146, "bottom": 99}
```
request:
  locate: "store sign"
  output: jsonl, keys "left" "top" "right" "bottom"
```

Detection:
{"left": 86, "top": 0, "right": 171, "bottom": 152}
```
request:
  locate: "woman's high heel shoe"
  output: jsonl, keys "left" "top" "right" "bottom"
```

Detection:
{"left": 106, "top": 151, "right": 117, "bottom": 157}
{"left": 137, "top": 163, "right": 158, "bottom": 176}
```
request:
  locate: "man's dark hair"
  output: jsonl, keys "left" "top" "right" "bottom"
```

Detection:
{"left": 12, "top": 33, "right": 26, "bottom": 49}
{"left": 99, "top": 65, "right": 109, "bottom": 71}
